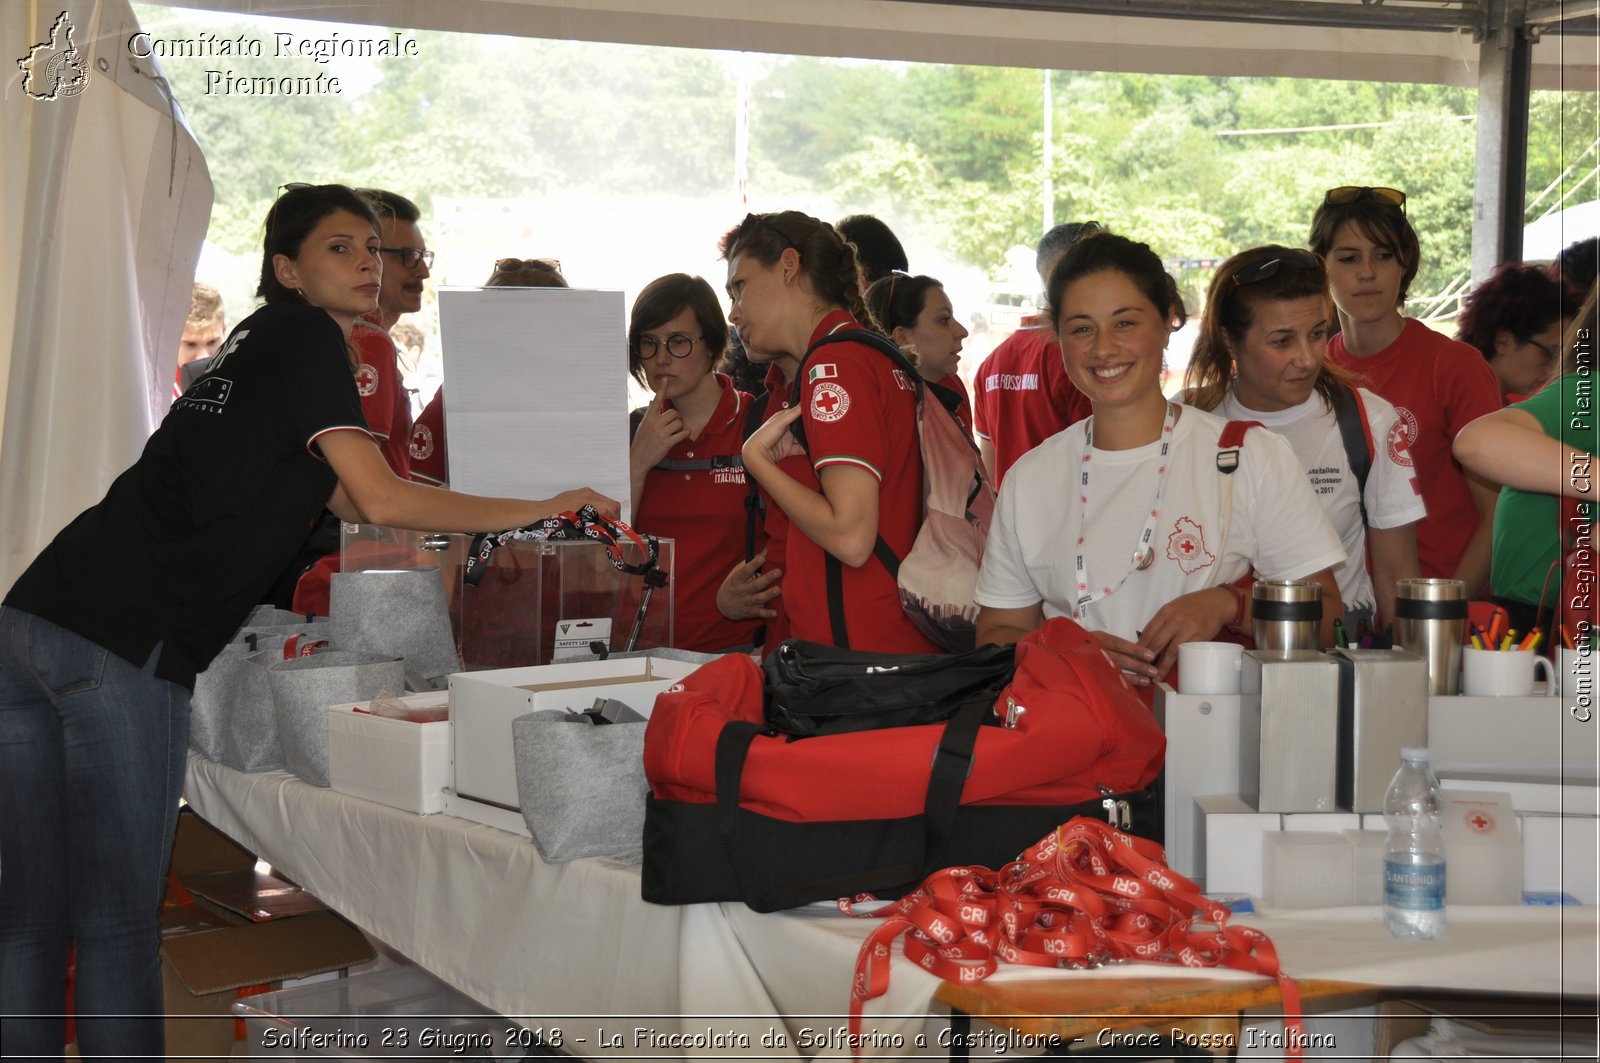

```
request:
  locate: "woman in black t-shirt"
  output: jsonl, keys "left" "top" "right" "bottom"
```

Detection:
{"left": 0, "top": 185, "right": 617, "bottom": 1058}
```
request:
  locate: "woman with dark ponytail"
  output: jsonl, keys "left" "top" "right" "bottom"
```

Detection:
{"left": 865, "top": 271, "right": 974, "bottom": 436}
{"left": 723, "top": 210, "right": 939, "bottom": 653}
{"left": 974, "top": 233, "right": 1345, "bottom": 684}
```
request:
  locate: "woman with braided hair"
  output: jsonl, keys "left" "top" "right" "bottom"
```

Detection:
{"left": 723, "top": 210, "right": 940, "bottom": 653}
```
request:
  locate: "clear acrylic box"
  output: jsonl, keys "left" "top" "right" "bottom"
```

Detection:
{"left": 339, "top": 524, "right": 673, "bottom": 671}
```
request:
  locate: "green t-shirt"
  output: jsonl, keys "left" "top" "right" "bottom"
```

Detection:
{"left": 1490, "top": 371, "right": 1600, "bottom": 604}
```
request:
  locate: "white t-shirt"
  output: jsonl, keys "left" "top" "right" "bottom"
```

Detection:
{"left": 976, "top": 404, "right": 1345, "bottom": 640}
{"left": 1216, "top": 387, "right": 1426, "bottom": 614}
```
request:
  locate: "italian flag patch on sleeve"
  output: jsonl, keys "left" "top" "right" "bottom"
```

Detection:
{"left": 808, "top": 362, "right": 837, "bottom": 384}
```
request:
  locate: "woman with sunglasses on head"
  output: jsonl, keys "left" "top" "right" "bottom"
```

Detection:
{"left": 1455, "top": 263, "right": 1578, "bottom": 404}
{"left": 1185, "top": 246, "right": 1424, "bottom": 632}
{"left": 408, "top": 257, "right": 570, "bottom": 489}
{"left": 865, "top": 271, "right": 975, "bottom": 437}
{"left": 626, "top": 273, "right": 765, "bottom": 652}
{"left": 1455, "top": 283, "right": 1599, "bottom": 641}
{"left": 974, "top": 233, "right": 1344, "bottom": 684}
{"left": 0, "top": 185, "right": 617, "bottom": 1059}
{"left": 1310, "top": 186, "right": 1502, "bottom": 595}
{"left": 728, "top": 210, "right": 941, "bottom": 654}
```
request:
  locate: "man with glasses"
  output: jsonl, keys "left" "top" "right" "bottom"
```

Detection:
{"left": 971, "top": 221, "right": 1097, "bottom": 486}
{"left": 355, "top": 187, "right": 434, "bottom": 477}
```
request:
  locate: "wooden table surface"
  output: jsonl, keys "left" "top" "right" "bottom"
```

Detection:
{"left": 935, "top": 973, "right": 1374, "bottom": 1055}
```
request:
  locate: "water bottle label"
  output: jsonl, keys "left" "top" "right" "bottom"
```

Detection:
{"left": 1384, "top": 859, "right": 1445, "bottom": 910}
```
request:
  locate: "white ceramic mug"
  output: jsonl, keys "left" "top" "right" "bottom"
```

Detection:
{"left": 1461, "top": 647, "right": 1555, "bottom": 697}
{"left": 1556, "top": 646, "right": 1595, "bottom": 699}
{"left": 1177, "top": 641, "right": 1244, "bottom": 695}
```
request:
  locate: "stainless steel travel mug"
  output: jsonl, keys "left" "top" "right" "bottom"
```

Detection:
{"left": 1393, "top": 578, "right": 1467, "bottom": 695}
{"left": 1252, "top": 579, "right": 1323, "bottom": 652}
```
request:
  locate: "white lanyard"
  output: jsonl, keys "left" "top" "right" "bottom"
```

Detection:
{"left": 1072, "top": 402, "right": 1178, "bottom": 618}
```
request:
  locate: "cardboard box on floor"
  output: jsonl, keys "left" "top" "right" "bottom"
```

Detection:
{"left": 1375, "top": 993, "right": 1598, "bottom": 1058}
{"left": 158, "top": 809, "right": 374, "bottom": 1060}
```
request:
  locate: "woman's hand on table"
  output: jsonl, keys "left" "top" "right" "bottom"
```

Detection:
{"left": 1094, "top": 631, "right": 1160, "bottom": 686}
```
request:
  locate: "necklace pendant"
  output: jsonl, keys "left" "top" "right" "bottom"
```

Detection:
{"left": 1133, "top": 545, "right": 1155, "bottom": 570}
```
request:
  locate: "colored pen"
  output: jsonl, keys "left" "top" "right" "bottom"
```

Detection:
{"left": 1561, "top": 625, "right": 1576, "bottom": 651}
{"left": 1519, "top": 629, "right": 1543, "bottom": 653}
{"left": 1333, "top": 618, "right": 1348, "bottom": 648}
{"left": 1500, "top": 630, "right": 1517, "bottom": 652}
{"left": 1468, "top": 621, "right": 1488, "bottom": 648}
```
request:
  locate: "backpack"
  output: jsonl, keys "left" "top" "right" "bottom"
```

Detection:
{"left": 788, "top": 328, "right": 997, "bottom": 653}
{"left": 1332, "top": 384, "right": 1375, "bottom": 527}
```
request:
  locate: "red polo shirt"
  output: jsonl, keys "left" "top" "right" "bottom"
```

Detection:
{"left": 408, "top": 386, "right": 448, "bottom": 487}
{"left": 352, "top": 316, "right": 412, "bottom": 477}
{"left": 633, "top": 375, "right": 764, "bottom": 653}
{"left": 972, "top": 321, "right": 1090, "bottom": 485}
{"left": 785, "top": 311, "right": 939, "bottom": 654}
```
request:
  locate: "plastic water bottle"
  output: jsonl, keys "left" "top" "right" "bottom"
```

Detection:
{"left": 1383, "top": 746, "right": 1446, "bottom": 940}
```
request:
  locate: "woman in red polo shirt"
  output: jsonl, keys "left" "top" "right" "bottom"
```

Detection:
{"left": 627, "top": 273, "right": 765, "bottom": 652}
{"left": 725, "top": 211, "right": 939, "bottom": 654}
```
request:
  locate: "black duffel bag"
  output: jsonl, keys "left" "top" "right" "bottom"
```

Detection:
{"left": 762, "top": 638, "right": 1015, "bottom": 735}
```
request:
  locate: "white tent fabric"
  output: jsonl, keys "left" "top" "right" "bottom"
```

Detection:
{"left": 2, "top": 0, "right": 211, "bottom": 591}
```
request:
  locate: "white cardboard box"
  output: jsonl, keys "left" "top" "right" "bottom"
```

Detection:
{"left": 1439, "top": 789, "right": 1522, "bottom": 905}
{"left": 1283, "top": 813, "right": 1362, "bottom": 832}
{"left": 1262, "top": 831, "right": 1353, "bottom": 909}
{"left": 1521, "top": 813, "right": 1599, "bottom": 903}
{"left": 1199, "top": 794, "right": 1280, "bottom": 896}
{"left": 1155, "top": 686, "right": 1245, "bottom": 880}
{"left": 327, "top": 692, "right": 450, "bottom": 815}
{"left": 1428, "top": 695, "right": 1599, "bottom": 781}
{"left": 448, "top": 656, "right": 698, "bottom": 828}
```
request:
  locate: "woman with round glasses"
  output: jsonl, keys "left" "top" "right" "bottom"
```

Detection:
{"left": 974, "top": 233, "right": 1344, "bottom": 684}
{"left": 0, "top": 185, "right": 616, "bottom": 1058}
{"left": 627, "top": 273, "right": 765, "bottom": 652}
{"left": 1455, "top": 262, "right": 1577, "bottom": 403}
{"left": 1184, "top": 246, "right": 1424, "bottom": 631}
{"left": 728, "top": 210, "right": 940, "bottom": 653}
{"left": 865, "top": 271, "right": 975, "bottom": 435}
{"left": 1310, "top": 185, "right": 1502, "bottom": 595}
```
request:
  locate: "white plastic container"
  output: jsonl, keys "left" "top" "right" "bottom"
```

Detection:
{"left": 234, "top": 965, "right": 527, "bottom": 1058}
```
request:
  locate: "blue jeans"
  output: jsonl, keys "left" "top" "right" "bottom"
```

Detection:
{"left": 0, "top": 607, "right": 190, "bottom": 1060}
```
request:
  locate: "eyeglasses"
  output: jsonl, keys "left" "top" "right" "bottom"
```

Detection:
{"left": 1323, "top": 186, "right": 1407, "bottom": 212}
{"left": 1232, "top": 248, "right": 1322, "bottom": 287}
{"left": 1527, "top": 337, "right": 1561, "bottom": 360}
{"left": 637, "top": 333, "right": 702, "bottom": 360}
{"left": 495, "top": 257, "right": 562, "bottom": 273}
{"left": 278, "top": 182, "right": 313, "bottom": 193}
{"left": 739, "top": 213, "right": 800, "bottom": 255}
{"left": 380, "top": 246, "right": 434, "bottom": 270}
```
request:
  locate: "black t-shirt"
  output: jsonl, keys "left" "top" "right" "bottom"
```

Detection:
{"left": 5, "top": 303, "right": 371, "bottom": 689}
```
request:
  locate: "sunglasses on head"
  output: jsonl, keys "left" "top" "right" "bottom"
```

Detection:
{"left": 740, "top": 213, "right": 800, "bottom": 255}
{"left": 1323, "top": 186, "right": 1407, "bottom": 212}
{"left": 1232, "top": 248, "right": 1322, "bottom": 287}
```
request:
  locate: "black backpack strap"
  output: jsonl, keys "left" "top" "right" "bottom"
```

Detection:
{"left": 1334, "top": 384, "right": 1374, "bottom": 527}
{"left": 654, "top": 455, "right": 744, "bottom": 472}
{"left": 921, "top": 698, "right": 990, "bottom": 865}
{"left": 628, "top": 406, "right": 645, "bottom": 441}
{"left": 742, "top": 393, "right": 769, "bottom": 563}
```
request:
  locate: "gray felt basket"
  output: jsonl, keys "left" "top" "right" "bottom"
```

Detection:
{"left": 192, "top": 619, "right": 329, "bottom": 770}
{"left": 330, "top": 567, "right": 460, "bottom": 682}
{"left": 267, "top": 650, "right": 404, "bottom": 787}
{"left": 512, "top": 709, "right": 648, "bottom": 863}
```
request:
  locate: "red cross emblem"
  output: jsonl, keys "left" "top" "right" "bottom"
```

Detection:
{"left": 1466, "top": 811, "right": 1495, "bottom": 833}
{"left": 811, "top": 382, "right": 850, "bottom": 422}
{"left": 354, "top": 362, "right": 379, "bottom": 397}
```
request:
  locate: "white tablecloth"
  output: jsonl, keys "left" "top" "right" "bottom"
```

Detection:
{"left": 184, "top": 754, "right": 1598, "bottom": 1061}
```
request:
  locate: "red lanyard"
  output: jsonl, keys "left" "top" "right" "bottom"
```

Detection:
{"left": 845, "top": 815, "right": 1304, "bottom": 1060}
{"left": 1073, "top": 403, "right": 1178, "bottom": 619}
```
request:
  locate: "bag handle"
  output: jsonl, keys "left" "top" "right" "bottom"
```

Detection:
{"left": 844, "top": 816, "right": 1305, "bottom": 1060}
{"left": 709, "top": 696, "right": 990, "bottom": 911}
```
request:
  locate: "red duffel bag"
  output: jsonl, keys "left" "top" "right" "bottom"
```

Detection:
{"left": 641, "top": 617, "right": 1165, "bottom": 911}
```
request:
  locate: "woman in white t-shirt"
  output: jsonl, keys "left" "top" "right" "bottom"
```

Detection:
{"left": 974, "top": 233, "right": 1345, "bottom": 686}
{"left": 1184, "top": 246, "right": 1424, "bottom": 633}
